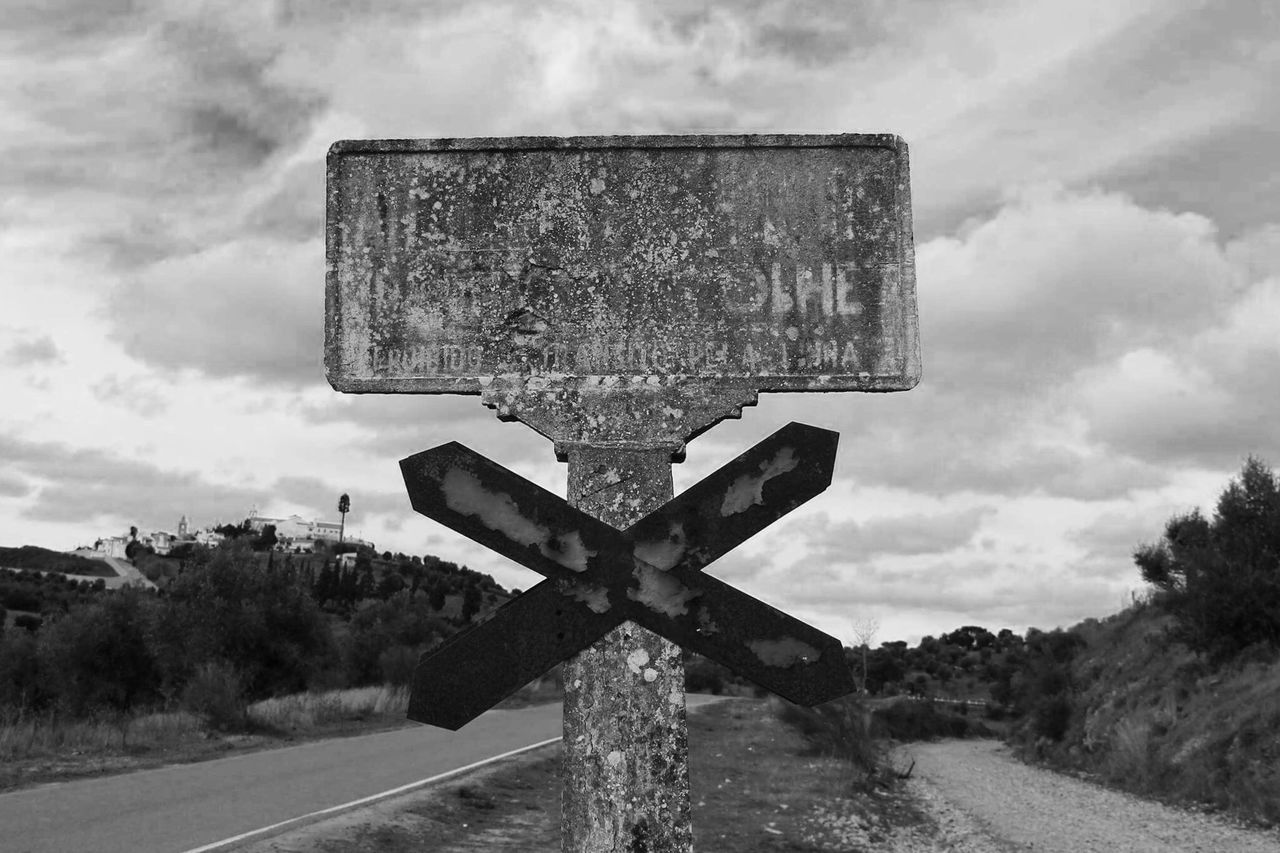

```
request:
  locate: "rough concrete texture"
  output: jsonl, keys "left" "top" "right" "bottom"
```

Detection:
{"left": 325, "top": 135, "right": 919, "bottom": 427}
{"left": 562, "top": 445, "right": 691, "bottom": 853}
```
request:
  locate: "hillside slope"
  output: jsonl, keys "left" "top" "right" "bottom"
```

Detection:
{"left": 1011, "top": 602, "right": 1280, "bottom": 826}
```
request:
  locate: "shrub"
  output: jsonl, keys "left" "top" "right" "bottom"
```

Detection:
{"left": 37, "top": 590, "right": 161, "bottom": 717}
{"left": 182, "top": 662, "right": 246, "bottom": 731}
{"left": 774, "top": 695, "right": 881, "bottom": 782}
{"left": 378, "top": 644, "right": 419, "bottom": 687}
{"left": 1135, "top": 456, "right": 1280, "bottom": 660}
{"left": 872, "top": 699, "right": 980, "bottom": 741}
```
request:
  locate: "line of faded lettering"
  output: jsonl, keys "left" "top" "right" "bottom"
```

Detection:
{"left": 785, "top": 339, "right": 862, "bottom": 371}
{"left": 571, "top": 339, "right": 744, "bottom": 374}
{"left": 369, "top": 343, "right": 483, "bottom": 374}
{"left": 727, "top": 262, "right": 885, "bottom": 318}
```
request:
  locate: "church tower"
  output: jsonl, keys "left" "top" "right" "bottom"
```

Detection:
{"left": 178, "top": 515, "right": 189, "bottom": 538}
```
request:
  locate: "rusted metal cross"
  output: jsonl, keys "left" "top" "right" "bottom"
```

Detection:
{"left": 403, "top": 422, "right": 851, "bottom": 730}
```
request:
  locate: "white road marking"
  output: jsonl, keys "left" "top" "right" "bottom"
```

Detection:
{"left": 180, "top": 735, "right": 562, "bottom": 853}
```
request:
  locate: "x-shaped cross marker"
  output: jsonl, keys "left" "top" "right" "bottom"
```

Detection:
{"left": 400, "top": 422, "right": 852, "bottom": 729}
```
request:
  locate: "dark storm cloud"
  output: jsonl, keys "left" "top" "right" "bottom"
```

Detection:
{"left": 1, "top": 4, "right": 327, "bottom": 263}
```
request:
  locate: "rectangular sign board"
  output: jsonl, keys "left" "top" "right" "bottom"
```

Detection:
{"left": 326, "top": 134, "right": 919, "bottom": 395}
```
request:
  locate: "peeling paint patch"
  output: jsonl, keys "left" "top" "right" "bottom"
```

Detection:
{"left": 606, "top": 749, "right": 624, "bottom": 768}
{"left": 748, "top": 637, "right": 820, "bottom": 667}
{"left": 632, "top": 523, "right": 686, "bottom": 571}
{"left": 720, "top": 446, "right": 800, "bottom": 515}
{"left": 541, "top": 530, "right": 596, "bottom": 572}
{"left": 564, "top": 582, "right": 610, "bottom": 613}
{"left": 441, "top": 467, "right": 597, "bottom": 572}
{"left": 628, "top": 565, "right": 701, "bottom": 618}
{"left": 442, "top": 467, "right": 549, "bottom": 545}
{"left": 696, "top": 607, "right": 720, "bottom": 635}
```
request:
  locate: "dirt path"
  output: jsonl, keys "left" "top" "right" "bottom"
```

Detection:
{"left": 898, "top": 740, "right": 1280, "bottom": 852}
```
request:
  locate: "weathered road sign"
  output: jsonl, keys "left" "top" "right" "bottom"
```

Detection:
{"left": 404, "top": 422, "right": 849, "bottom": 730}
{"left": 326, "top": 134, "right": 919, "bottom": 451}
{"left": 325, "top": 133, "right": 918, "bottom": 853}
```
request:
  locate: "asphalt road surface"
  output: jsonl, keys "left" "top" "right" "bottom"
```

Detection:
{"left": 3, "top": 695, "right": 728, "bottom": 853}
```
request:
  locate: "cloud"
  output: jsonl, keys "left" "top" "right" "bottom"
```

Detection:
{"left": 294, "top": 393, "right": 565, "bottom": 488}
{"left": 0, "top": 433, "right": 267, "bottom": 530}
{"left": 0, "top": 433, "right": 375, "bottom": 535}
{"left": 791, "top": 505, "right": 994, "bottom": 562}
{"left": 272, "top": 474, "right": 409, "bottom": 521}
{"left": 1066, "top": 505, "right": 1181, "bottom": 563}
{"left": 1073, "top": 277, "right": 1280, "bottom": 468}
{"left": 0, "top": 473, "right": 32, "bottom": 498}
{"left": 762, "top": 556, "right": 1120, "bottom": 636}
{"left": 0, "top": 3, "right": 326, "bottom": 262}
{"left": 2, "top": 336, "right": 62, "bottom": 367}
{"left": 91, "top": 374, "right": 170, "bottom": 417}
{"left": 108, "top": 237, "right": 324, "bottom": 385}
{"left": 919, "top": 183, "right": 1239, "bottom": 393}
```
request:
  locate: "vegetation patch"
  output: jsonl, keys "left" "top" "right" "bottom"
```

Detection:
{"left": 0, "top": 547, "right": 115, "bottom": 577}
{"left": 1004, "top": 457, "right": 1280, "bottom": 828}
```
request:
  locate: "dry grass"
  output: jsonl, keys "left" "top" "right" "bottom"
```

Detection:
{"left": 248, "top": 685, "right": 409, "bottom": 731}
{"left": 0, "top": 684, "right": 417, "bottom": 791}
{"left": 0, "top": 709, "right": 204, "bottom": 762}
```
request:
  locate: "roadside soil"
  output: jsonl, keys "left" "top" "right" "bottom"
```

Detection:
{"left": 240, "top": 701, "right": 1280, "bottom": 853}
{"left": 240, "top": 697, "right": 952, "bottom": 853}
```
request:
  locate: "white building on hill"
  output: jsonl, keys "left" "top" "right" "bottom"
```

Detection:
{"left": 246, "top": 511, "right": 371, "bottom": 553}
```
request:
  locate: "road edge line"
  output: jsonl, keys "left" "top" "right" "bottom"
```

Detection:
{"left": 180, "top": 735, "right": 563, "bottom": 853}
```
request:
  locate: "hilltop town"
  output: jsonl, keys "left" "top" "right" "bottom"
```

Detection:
{"left": 89, "top": 511, "right": 375, "bottom": 560}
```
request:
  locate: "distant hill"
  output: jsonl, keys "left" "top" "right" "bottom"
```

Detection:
{"left": 0, "top": 546, "right": 116, "bottom": 578}
{"left": 1006, "top": 602, "right": 1280, "bottom": 827}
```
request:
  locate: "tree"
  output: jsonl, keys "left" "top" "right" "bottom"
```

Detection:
{"left": 37, "top": 588, "right": 161, "bottom": 719}
{"left": 1134, "top": 456, "right": 1280, "bottom": 659}
{"left": 849, "top": 615, "right": 879, "bottom": 694}
{"left": 461, "top": 584, "right": 483, "bottom": 622}
{"left": 338, "top": 493, "right": 350, "bottom": 543}
{"left": 156, "top": 539, "right": 337, "bottom": 697}
{"left": 251, "top": 524, "right": 278, "bottom": 552}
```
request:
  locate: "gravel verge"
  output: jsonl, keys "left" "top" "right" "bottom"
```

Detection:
{"left": 897, "top": 739, "right": 1280, "bottom": 852}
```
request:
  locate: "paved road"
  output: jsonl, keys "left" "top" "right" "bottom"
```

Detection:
{"left": 2, "top": 695, "right": 727, "bottom": 853}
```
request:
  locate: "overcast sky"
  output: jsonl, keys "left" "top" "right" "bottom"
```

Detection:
{"left": 2, "top": 0, "right": 1277, "bottom": 645}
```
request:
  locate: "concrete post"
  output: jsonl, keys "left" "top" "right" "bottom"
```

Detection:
{"left": 562, "top": 445, "right": 692, "bottom": 853}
